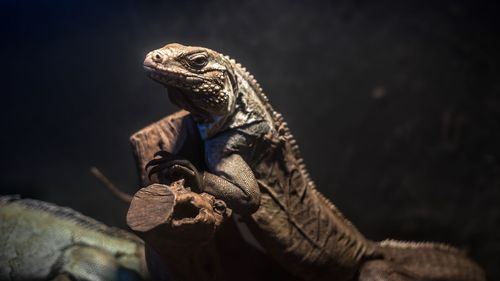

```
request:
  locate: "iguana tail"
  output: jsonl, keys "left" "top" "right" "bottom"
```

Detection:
{"left": 90, "top": 167, "right": 133, "bottom": 203}
{"left": 359, "top": 240, "right": 486, "bottom": 281}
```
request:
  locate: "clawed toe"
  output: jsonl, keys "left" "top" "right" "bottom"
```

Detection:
{"left": 146, "top": 151, "right": 200, "bottom": 186}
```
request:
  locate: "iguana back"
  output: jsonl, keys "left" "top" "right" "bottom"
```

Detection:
{"left": 0, "top": 196, "right": 149, "bottom": 281}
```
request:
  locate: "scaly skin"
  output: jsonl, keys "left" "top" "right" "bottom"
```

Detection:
{"left": 143, "top": 43, "right": 486, "bottom": 281}
{"left": 0, "top": 196, "right": 149, "bottom": 281}
{"left": 358, "top": 240, "right": 485, "bottom": 281}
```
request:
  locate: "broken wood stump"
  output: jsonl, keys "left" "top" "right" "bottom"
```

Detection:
{"left": 127, "top": 180, "right": 231, "bottom": 256}
{"left": 126, "top": 180, "right": 232, "bottom": 281}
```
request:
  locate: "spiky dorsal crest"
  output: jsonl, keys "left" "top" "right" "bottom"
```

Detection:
{"left": 379, "top": 239, "right": 465, "bottom": 255}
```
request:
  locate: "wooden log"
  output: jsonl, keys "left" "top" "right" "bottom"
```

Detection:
{"left": 129, "top": 110, "right": 203, "bottom": 186}
{"left": 126, "top": 183, "right": 175, "bottom": 233}
{"left": 127, "top": 181, "right": 231, "bottom": 256}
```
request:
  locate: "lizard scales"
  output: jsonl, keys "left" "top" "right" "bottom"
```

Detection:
{"left": 143, "top": 43, "right": 485, "bottom": 281}
{"left": 0, "top": 196, "right": 149, "bottom": 281}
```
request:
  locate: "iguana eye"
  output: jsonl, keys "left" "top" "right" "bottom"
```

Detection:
{"left": 187, "top": 54, "right": 208, "bottom": 68}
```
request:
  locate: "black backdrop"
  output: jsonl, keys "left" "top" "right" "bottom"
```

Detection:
{"left": 1, "top": 0, "right": 499, "bottom": 278}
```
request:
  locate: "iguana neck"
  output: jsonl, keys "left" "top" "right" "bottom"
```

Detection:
{"left": 196, "top": 62, "right": 274, "bottom": 139}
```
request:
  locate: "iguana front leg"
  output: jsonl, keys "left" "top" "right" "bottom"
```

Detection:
{"left": 202, "top": 153, "right": 261, "bottom": 215}
{"left": 147, "top": 152, "right": 260, "bottom": 215}
{"left": 60, "top": 245, "right": 143, "bottom": 281}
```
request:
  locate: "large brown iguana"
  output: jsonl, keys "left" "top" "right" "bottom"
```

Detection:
{"left": 142, "top": 43, "right": 486, "bottom": 281}
{"left": 0, "top": 196, "right": 150, "bottom": 281}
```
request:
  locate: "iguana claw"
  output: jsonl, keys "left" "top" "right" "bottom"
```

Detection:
{"left": 146, "top": 151, "right": 203, "bottom": 191}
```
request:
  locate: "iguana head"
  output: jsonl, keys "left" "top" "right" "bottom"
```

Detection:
{"left": 144, "top": 43, "right": 237, "bottom": 121}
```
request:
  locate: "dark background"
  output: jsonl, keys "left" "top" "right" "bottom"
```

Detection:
{"left": 1, "top": 0, "right": 499, "bottom": 278}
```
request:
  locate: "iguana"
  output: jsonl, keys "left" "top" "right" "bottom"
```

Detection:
{"left": 142, "top": 43, "right": 486, "bottom": 281}
{"left": 0, "top": 196, "right": 150, "bottom": 281}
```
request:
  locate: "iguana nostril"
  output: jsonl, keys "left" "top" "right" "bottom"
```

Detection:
{"left": 152, "top": 52, "right": 163, "bottom": 63}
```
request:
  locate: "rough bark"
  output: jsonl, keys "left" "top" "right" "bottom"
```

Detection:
{"left": 127, "top": 181, "right": 230, "bottom": 281}
{"left": 127, "top": 181, "right": 230, "bottom": 254}
{"left": 129, "top": 110, "right": 204, "bottom": 187}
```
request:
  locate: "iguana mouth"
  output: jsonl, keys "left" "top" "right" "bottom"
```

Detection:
{"left": 144, "top": 65, "right": 204, "bottom": 89}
